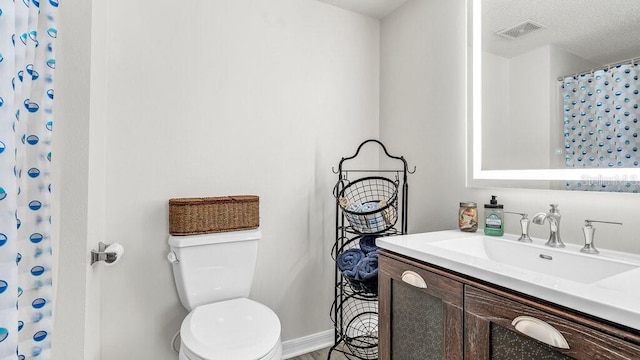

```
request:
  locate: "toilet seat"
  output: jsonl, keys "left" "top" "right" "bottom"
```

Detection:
{"left": 180, "top": 298, "right": 281, "bottom": 360}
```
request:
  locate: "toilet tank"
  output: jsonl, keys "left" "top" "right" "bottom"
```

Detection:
{"left": 168, "top": 229, "right": 261, "bottom": 311}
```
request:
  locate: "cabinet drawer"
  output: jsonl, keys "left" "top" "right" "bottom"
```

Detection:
{"left": 465, "top": 286, "right": 640, "bottom": 359}
{"left": 379, "top": 253, "right": 463, "bottom": 306}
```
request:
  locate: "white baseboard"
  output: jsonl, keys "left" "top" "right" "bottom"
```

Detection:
{"left": 281, "top": 329, "right": 334, "bottom": 359}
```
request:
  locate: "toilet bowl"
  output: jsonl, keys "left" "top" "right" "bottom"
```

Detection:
{"left": 179, "top": 298, "right": 282, "bottom": 360}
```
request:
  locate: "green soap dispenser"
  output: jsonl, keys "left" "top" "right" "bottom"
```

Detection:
{"left": 484, "top": 195, "right": 504, "bottom": 236}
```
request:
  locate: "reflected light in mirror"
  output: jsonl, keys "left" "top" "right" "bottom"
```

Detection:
{"left": 470, "top": 0, "right": 640, "bottom": 183}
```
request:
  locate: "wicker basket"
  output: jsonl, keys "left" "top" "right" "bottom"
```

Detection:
{"left": 169, "top": 196, "right": 259, "bottom": 235}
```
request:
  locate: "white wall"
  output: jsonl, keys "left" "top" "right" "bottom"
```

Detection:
{"left": 508, "top": 46, "right": 551, "bottom": 169}
{"left": 94, "top": 0, "right": 380, "bottom": 359}
{"left": 481, "top": 51, "right": 510, "bottom": 170}
{"left": 482, "top": 46, "right": 552, "bottom": 170}
{"left": 380, "top": 0, "right": 469, "bottom": 232}
{"left": 380, "top": 0, "right": 640, "bottom": 254}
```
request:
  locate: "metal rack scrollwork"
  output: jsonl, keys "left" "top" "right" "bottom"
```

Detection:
{"left": 329, "top": 139, "right": 414, "bottom": 360}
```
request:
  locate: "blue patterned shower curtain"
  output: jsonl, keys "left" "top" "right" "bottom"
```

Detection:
{"left": 562, "top": 63, "right": 640, "bottom": 192}
{"left": 0, "top": 0, "right": 58, "bottom": 358}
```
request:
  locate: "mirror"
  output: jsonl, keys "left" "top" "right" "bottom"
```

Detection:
{"left": 470, "top": 0, "right": 640, "bottom": 191}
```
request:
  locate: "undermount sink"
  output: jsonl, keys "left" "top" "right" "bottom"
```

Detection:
{"left": 429, "top": 235, "right": 639, "bottom": 284}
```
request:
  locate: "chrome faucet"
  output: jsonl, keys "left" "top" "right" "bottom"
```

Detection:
{"left": 532, "top": 204, "right": 565, "bottom": 248}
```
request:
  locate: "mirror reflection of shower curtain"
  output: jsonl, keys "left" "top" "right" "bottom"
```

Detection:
{"left": 562, "top": 64, "right": 640, "bottom": 192}
{"left": 0, "top": 1, "right": 58, "bottom": 359}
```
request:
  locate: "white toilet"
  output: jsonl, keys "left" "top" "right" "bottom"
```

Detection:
{"left": 168, "top": 229, "right": 283, "bottom": 360}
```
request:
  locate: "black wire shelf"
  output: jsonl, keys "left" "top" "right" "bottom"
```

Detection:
{"left": 329, "top": 139, "right": 413, "bottom": 360}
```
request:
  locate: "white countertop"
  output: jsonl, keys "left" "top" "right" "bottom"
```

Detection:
{"left": 377, "top": 230, "right": 640, "bottom": 330}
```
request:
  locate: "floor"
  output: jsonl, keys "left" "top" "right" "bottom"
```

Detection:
{"left": 289, "top": 346, "right": 349, "bottom": 360}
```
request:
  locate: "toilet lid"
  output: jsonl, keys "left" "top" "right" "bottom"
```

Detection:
{"left": 181, "top": 298, "right": 281, "bottom": 359}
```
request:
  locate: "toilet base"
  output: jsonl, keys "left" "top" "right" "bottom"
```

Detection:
{"left": 179, "top": 336, "right": 283, "bottom": 360}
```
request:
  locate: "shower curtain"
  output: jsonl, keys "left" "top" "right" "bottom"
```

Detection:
{"left": 562, "top": 63, "right": 640, "bottom": 192}
{"left": 0, "top": 0, "right": 58, "bottom": 358}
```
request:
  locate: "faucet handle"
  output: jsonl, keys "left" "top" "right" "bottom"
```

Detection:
{"left": 581, "top": 220, "right": 623, "bottom": 254}
{"left": 505, "top": 212, "right": 532, "bottom": 243}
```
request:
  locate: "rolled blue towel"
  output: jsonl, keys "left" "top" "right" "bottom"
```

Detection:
{"left": 359, "top": 202, "right": 378, "bottom": 213}
{"left": 359, "top": 236, "right": 378, "bottom": 254}
{"left": 345, "top": 202, "right": 364, "bottom": 228}
{"left": 355, "top": 202, "right": 383, "bottom": 229}
{"left": 346, "top": 202, "right": 363, "bottom": 212}
{"left": 337, "top": 248, "right": 365, "bottom": 278}
{"left": 355, "top": 253, "right": 379, "bottom": 282}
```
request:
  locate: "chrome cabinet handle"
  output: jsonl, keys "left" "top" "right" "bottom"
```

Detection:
{"left": 511, "top": 316, "right": 570, "bottom": 349}
{"left": 401, "top": 270, "right": 427, "bottom": 288}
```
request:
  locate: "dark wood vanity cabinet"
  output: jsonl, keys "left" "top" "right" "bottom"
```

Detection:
{"left": 378, "top": 252, "right": 464, "bottom": 359}
{"left": 378, "top": 250, "right": 640, "bottom": 360}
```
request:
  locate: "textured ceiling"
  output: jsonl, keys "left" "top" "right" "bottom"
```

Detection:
{"left": 483, "top": 0, "right": 640, "bottom": 65}
{"left": 317, "top": 0, "right": 640, "bottom": 65}
{"left": 316, "top": 0, "right": 410, "bottom": 19}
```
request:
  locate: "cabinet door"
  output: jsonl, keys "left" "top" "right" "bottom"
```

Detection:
{"left": 465, "top": 286, "right": 640, "bottom": 360}
{"left": 379, "top": 253, "right": 464, "bottom": 360}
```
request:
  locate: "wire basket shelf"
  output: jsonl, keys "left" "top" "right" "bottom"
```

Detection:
{"left": 330, "top": 290, "right": 379, "bottom": 360}
{"left": 336, "top": 176, "right": 398, "bottom": 234}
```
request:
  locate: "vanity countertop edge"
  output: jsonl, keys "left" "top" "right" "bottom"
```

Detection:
{"left": 377, "top": 230, "right": 640, "bottom": 331}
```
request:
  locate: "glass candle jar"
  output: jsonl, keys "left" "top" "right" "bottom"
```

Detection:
{"left": 459, "top": 202, "right": 478, "bottom": 232}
